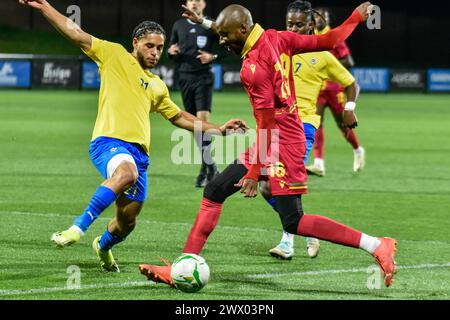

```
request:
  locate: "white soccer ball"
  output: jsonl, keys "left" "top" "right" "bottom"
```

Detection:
{"left": 170, "top": 254, "right": 210, "bottom": 293}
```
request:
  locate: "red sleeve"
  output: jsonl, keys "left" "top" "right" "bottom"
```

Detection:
{"left": 332, "top": 41, "right": 351, "bottom": 60}
{"left": 315, "top": 9, "right": 363, "bottom": 51}
{"left": 279, "top": 9, "right": 363, "bottom": 55}
{"left": 245, "top": 108, "right": 276, "bottom": 181}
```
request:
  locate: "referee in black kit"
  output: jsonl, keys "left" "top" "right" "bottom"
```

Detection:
{"left": 168, "top": 0, "right": 227, "bottom": 188}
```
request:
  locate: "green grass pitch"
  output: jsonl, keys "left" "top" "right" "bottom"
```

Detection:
{"left": 0, "top": 90, "right": 449, "bottom": 300}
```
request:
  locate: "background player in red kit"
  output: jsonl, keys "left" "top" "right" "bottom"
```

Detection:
{"left": 307, "top": 7, "right": 366, "bottom": 176}
{"left": 139, "top": 3, "right": 398, "bottom": 288}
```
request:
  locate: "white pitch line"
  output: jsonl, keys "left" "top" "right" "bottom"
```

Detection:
{"left": 0, "top": 280, "right": 153, "bottom": 297}
{"left": 247, "top": 262, "right": 450, "bottom": 279}
{"left": 1, "top": 262, "right": 450, "bottom": 297}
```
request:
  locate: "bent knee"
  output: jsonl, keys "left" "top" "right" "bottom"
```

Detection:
{"left": 203, "top": 176, "right": 229, "bottom": 203}
{"left": 203, "top": 179, "right": 221, "bottom": 202}
{"left": 112, "top": 163, "right": 139, "bottom": 188}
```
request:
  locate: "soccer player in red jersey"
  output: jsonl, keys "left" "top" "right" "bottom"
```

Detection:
{"left": 306, "top": 7, "right": 365, "bottom": 176}
{"left": 139, "top": 3, "right": 398, "bottom": 288}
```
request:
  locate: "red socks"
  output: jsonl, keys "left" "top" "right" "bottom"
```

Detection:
{"left": 183, "top": 198, "right": 223, "bottom": 254}
{"left": 314, "top": 127, "right": 360, "bottom": 159}
{"left": 342, "top": 128, "right": 360, "bottom": 150}
{"left": 297, "top": 214, "right": 362, "bottom": 248}
{"left": 314, "top": 127, "right": 325, "bottom": 159}
{"left": 183, "top": 199, "right": 363, "bottom": 254}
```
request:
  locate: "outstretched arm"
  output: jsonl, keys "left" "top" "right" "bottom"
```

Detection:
{"left": 282, "top": 2, "right": 373, "bottom": 54}
{"left": 19, "top": 0, "right": 92, "bottom": 51}
{"left": 170, "top": 111, "right": 249, "bottom": 136}
{"left": 182, "top": 4, "right": 219, "bottom": 34}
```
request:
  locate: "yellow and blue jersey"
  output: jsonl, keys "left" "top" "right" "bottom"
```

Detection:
{"left": 82, "top": 36, "right": 181, "bottom": 154}
{"left": 292, "top": 51, "right": 355, "bottom": 129}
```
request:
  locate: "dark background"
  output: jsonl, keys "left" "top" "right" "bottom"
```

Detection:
{"left": 1, "top": 0, "right": 449, "bottom": 67}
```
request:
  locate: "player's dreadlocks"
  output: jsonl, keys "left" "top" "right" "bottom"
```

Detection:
{"left": 132, "top": 21, "right": 166, "bottom": 39}
{"left": 286, "top": 0, "right": 324, "bottom": 25}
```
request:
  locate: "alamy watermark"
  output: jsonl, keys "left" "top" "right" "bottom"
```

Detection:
{"left": 366, "top": 264, "right": 382, "bottom": 290}
{"left": 366, "top": 5, "right": 381, "bottom": 30}
{"left": 170, "top": 122, "right": 280, "bottom": 166}
{"left": 66, "top": 265, "right": 81, "bottom": 290}
{"left": 66, "top": 5, "right": 81, "bottom": 29}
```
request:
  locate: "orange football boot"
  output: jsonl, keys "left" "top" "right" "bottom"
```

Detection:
{"left": 139, "top": 257, "right": 173, "bottom": 287}
{"left": 373, "top": 237, "right": 398, "bottom": 287}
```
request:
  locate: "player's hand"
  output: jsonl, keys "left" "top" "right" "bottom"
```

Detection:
{"left": 342, "top": 110, "right": 358, "bottom": 129}
{"left": 356, "top": 2, "right": 373, "bottom": 21}
{"left": 168, "top": 44, "right": 180, "bottom": 56}
{"left": 19, "top": 0, "right": 46, "bottom": 10}
{"left": 182, "top": 4, "right": 203, "bottom": 24}
{"left": 235, "top": 177, "right": 258, "bottom": 198}
{"left": 197, "top": 50, "right": 215, "bottom": 64}
{"left": 220, "top": 119, "right": 249, "bottom": 135}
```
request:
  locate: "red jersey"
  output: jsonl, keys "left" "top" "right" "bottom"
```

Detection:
{"left": 331, "top": 40, "right": 351, "bottom": 60}
{"left": 240, "top": 24, "right": 322, "bottom": 145}
{"left": 238, "top": 11, "right": 363, "bottom": 181}
{"left": 318, "top": 26, "right": 352, "bottom": 92}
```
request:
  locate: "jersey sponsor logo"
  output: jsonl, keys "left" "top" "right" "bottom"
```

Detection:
{"left": 197, "top": 36, "right": 207, "bottom": 48}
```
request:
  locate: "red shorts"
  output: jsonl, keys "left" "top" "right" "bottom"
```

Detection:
{"left": 317, "top": 87, "right": 346, "bottom": 116}
{"left": 239, "top": 143, "right": 308, "bottom": 196}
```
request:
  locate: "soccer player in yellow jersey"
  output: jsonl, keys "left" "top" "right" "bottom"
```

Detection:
{"left": 261, "top": 0, "right": 359, "bottom": 260}
{"left": 309, "top": 7, "right": 365, "bottom": 176}
{"left": 20, "top": 0, "right": 247, "bottom": 272}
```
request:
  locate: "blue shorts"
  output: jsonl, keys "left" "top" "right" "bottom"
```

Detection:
{"left": 303, "top": 123, "right": 317, "bottom": 164}
{"left": 89, "top": 137, "right": 150, "bottom": 203}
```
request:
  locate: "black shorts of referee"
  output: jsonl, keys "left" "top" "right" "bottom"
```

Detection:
{"left": 178, "top": 70, "right": 214, "bottom": 114}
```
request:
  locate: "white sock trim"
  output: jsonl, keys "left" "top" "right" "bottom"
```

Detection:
{"left": 359, "top": 233, "right": 380, "bottom": 254}
{"left": 314, "top": 158, "right": 325, "bottom": 170}
{"left": 354, "top": 146, "right": 365, "bottom": 154}
{"left": 69, "top": 225, "right": 85, "bottom": 237}
{"left": 281, "top": 231, "right": 294, "bottom": 246}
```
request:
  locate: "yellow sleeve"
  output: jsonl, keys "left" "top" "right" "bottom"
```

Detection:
{"left": 324, "top": 52, "right": 355, "bottom": 88}
{"left": 153, "top": 81, "right": 181, "bottom": 120}
{"left": 81, "top": 36, "right": 124, "bottom": 68}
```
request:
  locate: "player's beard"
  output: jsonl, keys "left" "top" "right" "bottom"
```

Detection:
{"left": 137, "top": 50, "right": 158, "bottom": 69}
